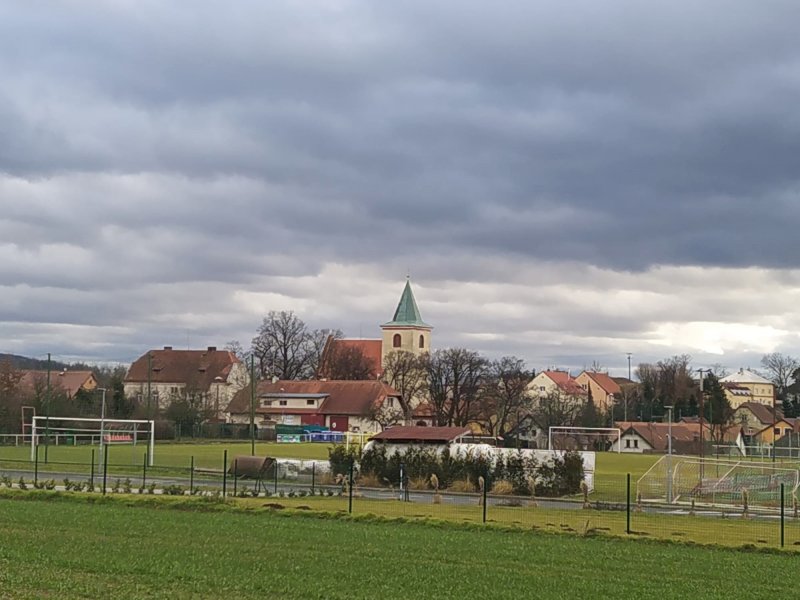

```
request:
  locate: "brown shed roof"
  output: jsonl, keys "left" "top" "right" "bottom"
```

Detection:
{"left": 370, "top": 426, "right": 471, "bottom": 443}
{"left": 19, "top": 370, "right": 96, "bottom": 398}
{"left": 125, "top": 347, "right": 240, "bottom": 391}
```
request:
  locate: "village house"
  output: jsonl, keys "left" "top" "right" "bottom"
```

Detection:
{"left": 528, "top": 370, "right": 587, "bottom": 400}
{"left": 226, "top": 379, "right": 403, "bottom": 433}
{"left": 574, "top": 371, "right": 621, "bottom": 413}
{"left": 720, "top": 369, "right": 775, "bottom": 408}
{"left": 19, "top": 369, "right": 98, "bottom": 400}
{"left": 124, "top": 346, "right": 248, "bottom": 418}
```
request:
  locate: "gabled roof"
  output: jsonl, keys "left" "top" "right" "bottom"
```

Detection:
{"left": 125, "top": 347, "right": 241, "bottom": 390}
{"left": 227, "top": 379, "right": 401, "bottom": 417}
{"left": 370, "top": 426, "right": 470, "bottom": 443}
{"left": 540, "top": 371, "right": 587, "bottom": 396}
{"left": 720, "top": 369, "right": 772, "bottom": 385}
{"left": 581, "top": 371, "right": 622, "bottom": 396}
{"left": 382, "top": 279, "right": 431, "bottom": 329}
{"left": 19, "top": 370, "right": 96, "bottom": 398}
{"left": 734, "top": 402, "right": 782, "bottom": 425}
{"left": 616, "top": 421, "right": 707, "bottom": 451}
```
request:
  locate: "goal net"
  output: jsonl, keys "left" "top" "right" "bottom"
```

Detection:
{"left": 30, "top": 416, "right": 155, "bottom": 466}
{"left": 549, "top": 427, "right": 621, "bottom": 453}
{"left": 637, "top": 455, "right": 800, "bottom": 509}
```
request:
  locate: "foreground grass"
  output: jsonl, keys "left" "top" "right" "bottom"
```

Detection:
{"left": 0, "top": 492, "right": 797, "bottom": 599}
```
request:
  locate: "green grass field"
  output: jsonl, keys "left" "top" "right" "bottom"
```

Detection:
{"left": 0, "top": 493, "right": 797, "bottom": 599}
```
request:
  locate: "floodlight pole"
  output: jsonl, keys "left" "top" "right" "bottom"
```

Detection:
{"left": 665, "top": 405, "right": 673, "bottom": 504}
{"left": 625, "top": 353, "right": 632, "bottom": 422}
{"left": 250, "top": 355, "right": 256, "bottom": 456}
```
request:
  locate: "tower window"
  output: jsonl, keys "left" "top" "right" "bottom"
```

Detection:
{"left": 419, "top": 334, "right": 424, "bottom": 348}
{"left": 393, "top": 333, "right": 401, "bottom": 348}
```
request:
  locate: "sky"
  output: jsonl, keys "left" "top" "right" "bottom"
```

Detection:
{"left": 2, "top": 1, "right": 800, "bottom": 376}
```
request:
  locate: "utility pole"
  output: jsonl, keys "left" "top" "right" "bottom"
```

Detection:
{"left": 45, "top": 353, "right": 51, "bottom": 463}
{"left": 147, "top": 352, "right": 152, "bottom": 420}
{"left": 625, "top": 353, "right": 632, "bottom": 422}
{"left": 773, "top": 386, "right": 777, "bottom": 463}
{"left": 250, "top": 354, "right": 256, "bottom": 456}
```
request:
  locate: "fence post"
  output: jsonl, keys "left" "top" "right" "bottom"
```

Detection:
{"left": 274, "top": 460, "right": 278, "bottom": 495}
{"left": 311, "top": 462, "right": 316, "bottom": 495}
{"left": 34, "top": 444, "right": 39, "bottom": 486}
{"left": 482, "top": 469, "right": 488, "bottom": 524}
{"left": 348, "top": 460, "right": 354, "bottom": 514}
{"left": 781, "top": 483, "right": 785, "bottom": 548}
{"left": 233, "top": 459, "right": 238, "bottom": 497}
{"left": 222, "top": 450, "right": 228, "bottom": 498}
{"left": 626, "top": 473, "right": 631, "bottom": 534}
{"left": 190, "top": 456, "right": 194, "bottom": 493}
{"left": 142, "top": 451, "right": 148, "bottom": 492}
{"left": 90, "top": 449, "right": 95, "bottom": 491}
{"left": 102, "top": 444, "right": 108, "bottom": 496}
{"left": 399, "top": 462, "right": 405, "bottom": 501}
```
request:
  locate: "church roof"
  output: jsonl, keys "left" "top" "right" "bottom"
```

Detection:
{"left": 382, "top": 279, "right": 431, "bottom": 329}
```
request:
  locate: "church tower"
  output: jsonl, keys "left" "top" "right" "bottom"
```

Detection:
{"left": 381, "top": 278, "right": 432, "bottom": 365}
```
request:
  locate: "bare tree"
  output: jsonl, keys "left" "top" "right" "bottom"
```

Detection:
{"left": 761, "top": 353, "right": 798, "bottom": 398}
{"left": 423, "top": 348, "right": 489, "bottom": 427}
{"left": 529, "top": 390, "right": 582, "bottom": 434}
{"left": 318, "top": 342, "right": 375, "bottom": 380}
{"left": 477, "top": 356, "right": 534, "bottom": 437}
{"left": 250, "top": 311, "right": 339, "bottom": 380}
{"left": 0, "top": 358, "right": 24, "bottom": 433}
{"left": 382, "top": 351, "right": 427, "bottom": 419}
{"left": 364, "top": 399, "right": 406, "bottom": 430}
{"left": 588, "top": 360, "right": 606, "bottom": 373}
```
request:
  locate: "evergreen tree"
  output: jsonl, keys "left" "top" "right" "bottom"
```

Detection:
{"left": 580, "top": 387, "right": 600, "bottom": 428}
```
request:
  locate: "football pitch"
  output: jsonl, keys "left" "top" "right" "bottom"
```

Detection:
{"left": 0, "top": 494, "right": 796, "bottom": 599}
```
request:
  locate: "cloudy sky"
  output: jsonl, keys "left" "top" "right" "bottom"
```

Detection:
{"left": 2, "top": 1, "right": 800, "bottom": 375}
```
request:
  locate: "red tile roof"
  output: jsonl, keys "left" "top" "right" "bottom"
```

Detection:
{"left": 319, "top": 338, "right": 384, "bottom": 379}
{"left": 125, "top": 347, "right": 240, "bottom": 391}
{"left": 370, "top": 426, "right": 471, "bottom": 443}
{"left": 734, "top": 402, "right": 782, "bottom": 425}
{"left": 19, "top": 370, "right": 96, "bottom": 398}
{"left": 584, "top": 372, "right": 622, "bottom": 395}
{"left": 228, "top": 379, "right": 401, "bottom": 417}
{"left": 541, "top": 371, "right": 586, "bottom": 396}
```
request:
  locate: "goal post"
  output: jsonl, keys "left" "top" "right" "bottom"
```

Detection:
{"left": 549, "top": 426, "right": 621, "bottom": 453}
{"left": 30, "top": 416, "right": 155, "bottom": 466}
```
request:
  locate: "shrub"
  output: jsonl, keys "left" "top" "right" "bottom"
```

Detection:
{"left": 44, "top": 479, "right": 56, "bottom": 490}
{"left": 122, "top": 479, "right": 133, "bottom": 494}
{"left": 490, "top": 480, "right": 514, "bottom": 495}
{"left": 447, "top": 478, "right": 476, "bottom": 493}
{"left": 328, "top": 444, "right": 360, "bottom": 477}
{"left": 147, "top": 482, "right": 157, "bottom": 495}
{"left": 164, "top": 484, "right": 184, "bottom": 496}
{"left": 85, "top": 481, "right": 94, "bottom": 493}
{"left": 112, "top": 479, "right": 121, "bottom": 494}
{"left": 18, "top": 477, "right": 27, "bottom": 490}
{"left": 63, "top": 478, "right": 73, "bottom": 491}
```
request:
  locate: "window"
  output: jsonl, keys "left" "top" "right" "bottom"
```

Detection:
{"left": 539, "top": 386, "right": 546, "bottom": 392}
{"left": 261, "top": 400, "right": 273, "bottom": 407}
{"left": 393, "top": 333, "right": 401, "bottom": 348}
{"left": 775, "top": 428, "right": 780, "bottom": 435}
{"left": 419, "top": 334, "right": 424, "bottom": 348}
{"left": 634, "top": 439, "right": 639, "bottom": 449}
{"left": 626, "top": 439, "right": 631, "bottom": 448}
{"left": 306, "top": 399, "right": 315, "bottom": 406}
{"left": 387, "top": 398, "right": 394, "bottom": 408}
{"left": 279, "top": 400, "right": 288, "bottom": 406}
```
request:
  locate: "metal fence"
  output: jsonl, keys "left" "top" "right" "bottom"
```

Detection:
{"left": 1, "top": 450, "right": 797, "bottom": 550}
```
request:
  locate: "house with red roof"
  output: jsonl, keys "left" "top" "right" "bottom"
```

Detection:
{"left": 226, "top": 379, "right": 403, "bottom": 432}
{"left": 575, "top": 371, "right": 622, "bottom": 413}
{"left": 124, "top": 346, "right": 249, "bottom": 418}
{"left": 19, "top": 369, "right": 98, "bottom": 400}
{"left": 527, "top": 370, "right": 587, "bottom": 400}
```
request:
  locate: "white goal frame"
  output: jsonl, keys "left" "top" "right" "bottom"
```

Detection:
{"left": 548, "top": 426, "right": 621, "bottom": 453}
{"left": 31, "top": 416, "right": 155, "bottom": 466}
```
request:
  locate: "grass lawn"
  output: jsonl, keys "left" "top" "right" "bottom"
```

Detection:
{"left": 0, "top": 493, "right": 797, "bottom": 599}
{"left": 0, "top": 441, "right": 333, "bottom": 472}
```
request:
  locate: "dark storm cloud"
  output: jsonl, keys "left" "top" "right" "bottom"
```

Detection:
{"left": 2, "top": 0, "right": 800, "bottom": 364}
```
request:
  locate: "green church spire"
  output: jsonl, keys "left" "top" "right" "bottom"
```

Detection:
{"left": 383, "top": 278, "right": 431, "bottom": 328}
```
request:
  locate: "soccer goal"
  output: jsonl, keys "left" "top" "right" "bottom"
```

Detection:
{"left": 637, "top": 455, "right": 800, "bottom": 509}
{"left": 30, "top": 416, "right": 155, "bottom": 466}
{"left": 549, "top": 426, "right": 621, "bottom": 453}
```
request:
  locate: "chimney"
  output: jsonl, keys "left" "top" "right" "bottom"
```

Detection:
{"left": 164, "top": 346, "right": 173, "bottom": 351}
{"left": 207, "top": 346, "right": 217, "bottom": 352}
